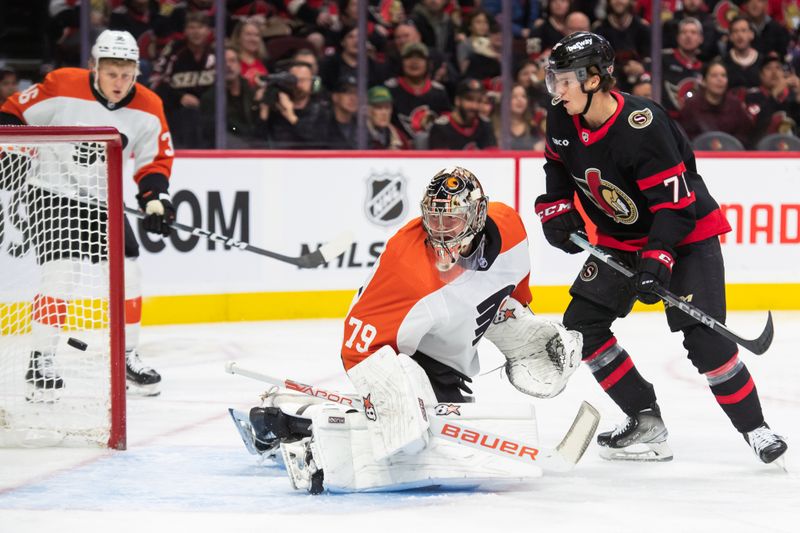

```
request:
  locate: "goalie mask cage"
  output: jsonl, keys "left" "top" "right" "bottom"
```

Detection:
{"left": 0, "top": 126, "right": 126, "bottom": 449}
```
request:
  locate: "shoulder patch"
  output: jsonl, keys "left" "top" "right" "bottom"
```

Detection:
{"left": 384, "top": 77, "right": 399, "bottom": 88}
{"left": 433, "top": 115, "right": 450, "bottom": 126}
{"left": 431, "top": 80, "right": 445, "bottom": 91}
{"left": 628, "top": 108, "right": 653, "bottom": 129}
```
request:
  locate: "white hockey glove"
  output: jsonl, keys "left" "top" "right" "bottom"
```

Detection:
{"left": 347, "top": 345, "right": 438, "bottom": 461}
{"left": 484, "top": 297, "right": 582, "bottom": 399}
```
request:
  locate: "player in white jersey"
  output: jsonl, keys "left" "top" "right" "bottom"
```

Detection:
{"left": 232, "top": 167, "right": 583, "bottom": 493}
{"left": 0, "top": 30, "right": 176, "bottom": 396}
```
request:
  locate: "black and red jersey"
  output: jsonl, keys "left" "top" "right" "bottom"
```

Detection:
{"left": 384, "top": 76, "right": 451, "bottom": 142}
{"left": 542, "top": 91, "right": 730, "bottom": 252}
{"left": 428, "top": 112, "right": 497, "bottom": 150}
{"left": 660, "top": 49, "right": 703, "bottom": 118}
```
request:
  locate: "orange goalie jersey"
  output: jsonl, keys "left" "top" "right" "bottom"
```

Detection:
{"left": 342, "top": 202, "right": 532, "bottom": 377}
{"left": 1, "top": 68, "right": 173, "bottom": 186}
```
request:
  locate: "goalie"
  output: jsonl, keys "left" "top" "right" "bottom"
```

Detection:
{"left": 236, "top": 167, "right": 583, "bottom": 493}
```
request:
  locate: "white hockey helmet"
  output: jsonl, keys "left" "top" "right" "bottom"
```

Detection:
{"left": 92, "top": 30, "right": 140, "bottom": 65}
{"left": 91, "top": 30, "right": 140, "bottom": 103}
{"left": 421, "top": 166, "right": 488, "bottom": 273}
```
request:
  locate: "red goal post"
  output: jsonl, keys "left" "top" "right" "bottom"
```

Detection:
{"left": 0, "top": 126, "right": 126, "bottom": 449}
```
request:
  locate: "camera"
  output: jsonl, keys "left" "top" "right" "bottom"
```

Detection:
{"left": 262, "top": 71, "right": 298, "bottom": 107}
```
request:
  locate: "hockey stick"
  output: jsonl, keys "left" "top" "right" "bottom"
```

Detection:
{"left": 225, "top": 361, "right": 600, "bottom": 473}
{"left": 124, "top": 206, "right": 353, "bottom": 268}
{"left": 55, "top": 186, "right": 353, "bottom": 268}
{"left": 568, "top": 232, "right": 774, "bottom": 355}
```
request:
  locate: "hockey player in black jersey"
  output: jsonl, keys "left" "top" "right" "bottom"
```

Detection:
{"left": 535, "top": 31, "right": 787, "bottom": 465}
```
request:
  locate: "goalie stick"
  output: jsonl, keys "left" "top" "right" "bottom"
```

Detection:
{"left": 568, "top": 232, "right": 774, "bottom": 355}
{"left": 224, "top": 361, "right": 600, "bottom": 473}
{"left": 123, "top": 206, "right": 353, "bottom": 268}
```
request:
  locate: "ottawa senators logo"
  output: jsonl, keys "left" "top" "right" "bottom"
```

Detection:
{"left": 665, "top": 77, "right": 701, "bottom": 111}
{"left": 399, "top": 105, "right": 437, "bottom": 137}
{"left": 580, "top": 261, "right": 599, "bottom": 281}
{"left": 713, "top": 0, "right": 739, "bottom": 32}
{"left": 628, "top": 109, "right": 653, "bottom": 129}
{"left": 573, "top": 168, "right": 638, "bottom": 225}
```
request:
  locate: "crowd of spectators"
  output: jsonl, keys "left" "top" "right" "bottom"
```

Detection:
{"left": 2, "top": 0, "right": 800, "bottom": 150}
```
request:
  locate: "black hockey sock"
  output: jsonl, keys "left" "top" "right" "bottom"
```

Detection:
{"left": 704, "top": 353, "right": 764, "bottom": 433}
{"left": 583, "top": 337, "right": 656, "bottom": 415}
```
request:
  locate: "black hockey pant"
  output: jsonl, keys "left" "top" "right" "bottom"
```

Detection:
{"left": 562, "top": 238, "right": 764, "bottom": 433}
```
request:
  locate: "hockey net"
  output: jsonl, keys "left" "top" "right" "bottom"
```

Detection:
{"left": 0, "top": 126, "right": 126, "bottom": 449}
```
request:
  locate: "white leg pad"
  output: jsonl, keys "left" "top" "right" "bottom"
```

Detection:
{"left": 346, "top": 346, "right": 438, "bottom": 460}
{"left": 299, "top": 401, "right": 543, "bottom": 492}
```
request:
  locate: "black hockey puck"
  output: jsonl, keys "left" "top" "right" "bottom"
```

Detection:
{"left": 67, "top": 337, "right": 88, "bottom": 351}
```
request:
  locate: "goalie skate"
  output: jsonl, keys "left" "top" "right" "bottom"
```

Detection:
{"left": 25, "top": 351, "right": 64, "bottom": 403}
{"left": 597, "top": 403, "right": 673, "bottom": 462}
{"left": 282, "top": 438, "right": 324, "bottom": 495}
{"left": 228, "top": 408, "right": 280, "bottom": 459}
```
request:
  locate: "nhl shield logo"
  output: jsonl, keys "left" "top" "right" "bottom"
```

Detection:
{"left": 364, "top": 171, "right": 408, "bottom": 226}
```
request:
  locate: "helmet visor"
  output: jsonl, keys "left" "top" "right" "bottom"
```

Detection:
{"left": 421, "top": 205, "right": 470, "bottom": 242}
{"left": 545, "top": 68, "right": 584, "bottom": 97}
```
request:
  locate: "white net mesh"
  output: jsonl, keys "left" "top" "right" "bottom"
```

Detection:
{"left": 0, "top": 137, "right": 120, "bottom": 448}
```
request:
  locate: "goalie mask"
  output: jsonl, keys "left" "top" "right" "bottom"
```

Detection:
{"left": 421, "top": 167, "right": 488, "bottom": 273}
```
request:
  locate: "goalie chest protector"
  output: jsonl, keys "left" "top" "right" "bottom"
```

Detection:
{"left": 341, "top": 202, "right": 531, "bottom": 377}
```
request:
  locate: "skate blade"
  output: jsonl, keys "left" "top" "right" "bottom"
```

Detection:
{"left": 25, "top": 385, "right": 62, "bottom": 403}
{"left": 126, "top": 381, "right": 161, "bottom": 397}
{"left": 770, "top": 452, "right": 788, "bottom": 473}
{"left": 599, "top": 441, "right": 673, "bottom": 462}
{"left": 228, "top": 408, "right": 279, "bottom": 460}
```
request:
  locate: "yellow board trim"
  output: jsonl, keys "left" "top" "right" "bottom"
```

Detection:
{"left": 136, "top": 284, "right": 800, "bottom": 325}
{"left": 4, "top": 284, "right": 798, "bottom": 330}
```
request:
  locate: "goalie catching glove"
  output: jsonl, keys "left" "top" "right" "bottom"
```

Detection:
{"left": 484, "top": 297, "right": 582, "bottom": 398}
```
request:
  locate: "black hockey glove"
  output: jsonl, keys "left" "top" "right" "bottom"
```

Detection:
{"left": 535, "top": 196, "right": 585, "bottom": 254}
{"left": 635, "top": 248, "right": 674, "bottom": 305}
{"left": 136, "top": 189, "right": 176, "bottom": 237}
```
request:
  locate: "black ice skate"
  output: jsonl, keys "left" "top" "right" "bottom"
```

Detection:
{"left": 250, "top": 406, "right": 312, "bottom": 446}
{"left": 743, "top": 423, "right": 787, "bottom": 467}
{"left": 229, "top": 393, "right": 314, "bottom": 459}
{"left": 25, "top": 351, "right": 64, "bottom": 402}
{"left": 125, "top": 350, "right": 161, "bottom": 396}
{"left": 597, "top": 403, "right": 673, "bottom": 461}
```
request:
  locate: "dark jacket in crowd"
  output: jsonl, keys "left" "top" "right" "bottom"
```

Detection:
{"left": 264, "top": 95, "right": 330, "bottom": 149}
{"left": 678, "top": 90, "right": 754, "bottom": 147}
{"left": 199, "top": 75, "right": 266, "bottom": 148}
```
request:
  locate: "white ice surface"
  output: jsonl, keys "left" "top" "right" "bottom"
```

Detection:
{"left": 1, "top": 312, "right": 798, "bottom": 533}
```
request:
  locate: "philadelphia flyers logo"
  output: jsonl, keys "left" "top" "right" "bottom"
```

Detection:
{"left": 573, "top": 168, "right": 638, "bottom": 225}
